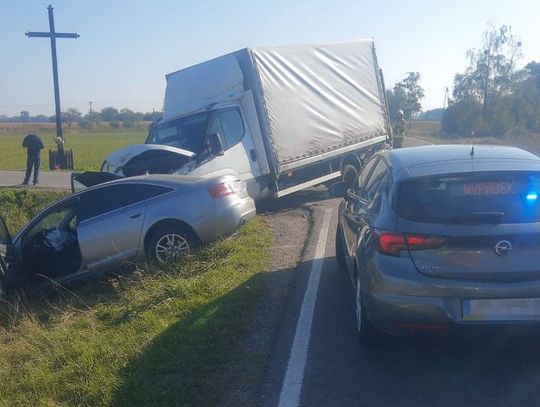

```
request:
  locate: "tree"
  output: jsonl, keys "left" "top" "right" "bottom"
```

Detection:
{"left": 85, "top": 111, "right": 100, "bottom": 125}
{"left": 100, "top": 107, "right": 119, "bottom": 123}
{"left": 78, "top": 118, "right": 93, "bottom": 129}
{"left": 19, "top": 111, "right": 30, "bottom": 122}
{"left": 451, "top": 24, "right": 522, "bottom": 115}
{"left": 418, "top": 108, "right": 444, "bottom": 121}
{"left": 62, "top": 107, "right": 82, "bottom": 128}
{"left": 512, "top": 61, "right": 540, "bottom": 132}
{"left": 443, "top": 24, "right": 524, "bottom": 137}
{"left": 386, "top": 72, "right": 425, "bottom": 121}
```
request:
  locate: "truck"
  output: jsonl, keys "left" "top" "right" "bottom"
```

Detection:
{"left": 89, "top": 39, "right": 393, "bottom": 201}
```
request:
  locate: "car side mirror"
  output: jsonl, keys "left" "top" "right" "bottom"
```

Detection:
{"left": 328, "top": 181, "right": 349, "bottom": 198}
{"left": 208, "top": 133, "right": 225, "bottom": 156}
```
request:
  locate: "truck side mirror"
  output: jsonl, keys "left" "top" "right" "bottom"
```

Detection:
{"left": 208, "top": 133, "right": 225, "bottom": 156}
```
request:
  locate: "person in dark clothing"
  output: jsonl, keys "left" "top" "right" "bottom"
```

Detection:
{"left": 22, "top": 134, "right": 44, "bottom": 186}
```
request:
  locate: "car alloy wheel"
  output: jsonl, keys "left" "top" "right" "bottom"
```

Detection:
{"left": 354, "top": 272, "right": 381, "bottom": 345}
{"left": 154, "top": 233, "right": 190, "bottom": 263}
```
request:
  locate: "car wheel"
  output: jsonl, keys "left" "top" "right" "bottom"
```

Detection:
{"left": 341, "top": 164, "right": 358, "bottom": 189}
{"left": 335, "top": 223, "right": 346, "bottom": 268}
{"left": 147, "top": 225, "right": 199, "bottom": 263}
{"left": 354, "top": 273, "right": 381, "bottom": 345}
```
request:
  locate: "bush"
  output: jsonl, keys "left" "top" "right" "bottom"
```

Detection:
{"left": 122, "top": 120, "right": 135, "bottom": 129}
{"left": 78, "top": 118, "right": 93, "bottom": 129}
{"left": 109, "top": 120, "right": 120, "bottom": 128}
{"left": 441, "top": 101, "right": 482, "bottom": 138}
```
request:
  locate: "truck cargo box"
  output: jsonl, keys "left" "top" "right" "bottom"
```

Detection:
{"left": 164, "top": 39, "right": 389, "bottom": 174}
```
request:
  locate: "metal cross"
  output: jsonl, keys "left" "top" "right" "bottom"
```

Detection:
{"left": 26, "top": 5, "right": 79, "bottom": 141}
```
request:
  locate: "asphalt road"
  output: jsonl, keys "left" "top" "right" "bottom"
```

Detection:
{"left": 259, "top": 138, "right": 540, "bottom": 407}
{"left": 0, "top": 170, "right": 71, "bottom": 189}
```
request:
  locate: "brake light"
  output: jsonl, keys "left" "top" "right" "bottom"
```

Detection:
{"left": 208, "top": 182, "right": 235, "bottom": 199}
{"left": 377, "top": 233, "right": 407, "bottom": 256}
{"left": 375, "top": 231, "right": 445, "bottom": 256}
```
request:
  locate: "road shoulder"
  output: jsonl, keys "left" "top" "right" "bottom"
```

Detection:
{"left": 218, "top": 205, "right": 312, "bottom": 406}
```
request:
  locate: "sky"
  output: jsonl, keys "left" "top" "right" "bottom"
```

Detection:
{"left": 0, "top": 0, "right": 539, "bottom": 116}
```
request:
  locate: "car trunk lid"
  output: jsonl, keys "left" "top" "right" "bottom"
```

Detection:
{"left": 401, "top": 224, "right": 540, "bottom": 281}
{"left": 396, "top": 171, "right": 540, "bottom": 281}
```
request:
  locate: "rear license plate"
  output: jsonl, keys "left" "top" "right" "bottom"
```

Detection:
{"left": 463, "top": 298, "right": 540, "bottom": 321}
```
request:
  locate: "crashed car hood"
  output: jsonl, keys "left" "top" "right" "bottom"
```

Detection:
{"left": 105, "top": 144, "right": 196, "bottom": 170}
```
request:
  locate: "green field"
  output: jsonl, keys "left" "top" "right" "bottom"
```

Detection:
{"left": 0, "top": 188, "right": 273, "bottom": 406}
{"left": 0, "top": 123, "right": 147, "bottom": 171}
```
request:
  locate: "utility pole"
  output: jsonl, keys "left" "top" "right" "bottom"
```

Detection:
{"left": 89, "top": 101, "right": 93, "bottom": 113}
{"left": 443, "top": 87, "right": 450, "bottom": 109}
{"left": 26, "top": 5, "right": 79, "bottom": 170}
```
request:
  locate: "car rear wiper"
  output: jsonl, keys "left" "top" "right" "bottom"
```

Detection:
{"left": 441, "top": 212, "right": 505, "bottom": 224}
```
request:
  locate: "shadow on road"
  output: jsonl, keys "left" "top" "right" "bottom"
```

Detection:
{"left": 257, "top": 186, "right": 332, "bottom": 214}
{"left": 306, "top": 254, "right": 540, "bottom": 407}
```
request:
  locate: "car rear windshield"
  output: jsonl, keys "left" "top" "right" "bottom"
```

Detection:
{"left": 397, "top": 171, "right": 540, "bottom": 224}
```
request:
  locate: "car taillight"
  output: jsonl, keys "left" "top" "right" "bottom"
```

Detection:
{"left": 208, "top": 182, "right": 235, "bottom": 199}
{"left": 375, "top": 231, "right": 445, "bottom": 256}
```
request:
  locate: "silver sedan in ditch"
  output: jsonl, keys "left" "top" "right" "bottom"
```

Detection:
{"left": 331, "top": 145, "right": 540, "bottom": 344}
{"left": 0, "top": 173, "right": 255, "bottom": 294}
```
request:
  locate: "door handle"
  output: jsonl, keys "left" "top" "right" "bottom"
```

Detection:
{"left": 130, "top": 213, "right": 141, "bottom": 219}
{"left": 250, "top": 149, "right": 257, "bottom": 162}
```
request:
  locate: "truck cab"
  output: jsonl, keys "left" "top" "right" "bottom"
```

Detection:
{"left": 99, "top": 53, "right": 273, "bottom": 201}
{"left": 143, "top": 98, "right": 270, "bottom": 200}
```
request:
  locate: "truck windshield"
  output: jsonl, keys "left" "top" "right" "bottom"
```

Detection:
{"left": 146, "top": 112, "right": 211, "bottom": 154}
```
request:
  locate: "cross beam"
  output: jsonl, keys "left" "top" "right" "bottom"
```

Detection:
{"left": 26, "top": 5, "right": 79, "bottom": 141}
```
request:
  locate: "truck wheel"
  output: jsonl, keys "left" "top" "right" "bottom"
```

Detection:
{"left": 341, "top": 164, "right": 358, "bottom": 189}
{"left": 147, "top": 224, "right": 199, "bottom": 263}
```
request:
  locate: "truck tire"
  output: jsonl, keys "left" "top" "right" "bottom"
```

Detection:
{"left": 341, "top": 164, "right": 358, "bottom": 189}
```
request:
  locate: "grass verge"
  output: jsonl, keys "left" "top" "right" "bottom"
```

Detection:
{"left": 0, "top": 188, "right": 69, "bottom": 233}
{"left": 0, "top": 207, "right": 272, "bottom": 406}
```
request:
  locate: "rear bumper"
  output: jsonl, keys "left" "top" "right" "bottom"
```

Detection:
{"left": 192, "top": 197, "right": 256, "bottom": 243}
{"left": 363, "top": 255, "right": 540, "bottom": 335}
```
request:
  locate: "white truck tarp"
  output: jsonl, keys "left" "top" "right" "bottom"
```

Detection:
{"left": 250, "top": 40, "right": 387, "bottom": 166}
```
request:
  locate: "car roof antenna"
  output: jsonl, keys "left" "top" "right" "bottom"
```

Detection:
{"left": 469, "top": 131, "right": 475, "bottom": 158}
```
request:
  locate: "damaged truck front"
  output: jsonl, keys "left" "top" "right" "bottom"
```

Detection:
{"left": 92, "top": 39, "right": 393, "bottom": 201}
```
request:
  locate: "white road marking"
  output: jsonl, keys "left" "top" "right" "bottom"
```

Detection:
{"left": 278, "top": 207, "right": 333, "bottom": 407}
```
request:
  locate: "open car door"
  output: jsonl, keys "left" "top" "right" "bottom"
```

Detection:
{"left": 0, "top": 216, "right": 12, "bottom": 278}
{"left": 71, "top": 171, "right": 124, "bottom": 192}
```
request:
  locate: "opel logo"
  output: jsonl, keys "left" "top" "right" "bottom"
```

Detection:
{"left": 494, "top": 240, "right": 513, "bottom": 256}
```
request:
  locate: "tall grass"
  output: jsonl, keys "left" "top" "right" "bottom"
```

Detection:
{"left": 0, "top": 217, "right": 272, "bottom": 406}
{"left": 0, "top": 188, "right": 68, "bottom": 233}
